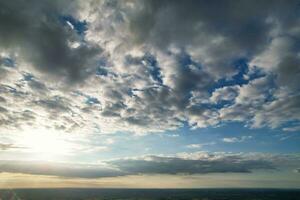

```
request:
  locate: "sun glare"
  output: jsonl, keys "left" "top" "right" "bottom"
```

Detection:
{"left": 17, "top": 128, "right": 73, "bottom": 161}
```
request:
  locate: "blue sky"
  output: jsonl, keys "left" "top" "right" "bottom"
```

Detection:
{"left": 0, "top": 0, "right": 300, "bottom": 188}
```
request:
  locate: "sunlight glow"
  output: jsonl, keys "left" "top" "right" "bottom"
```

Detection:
{"left": 16, "top": 128, "right": 73, "bottom": 161}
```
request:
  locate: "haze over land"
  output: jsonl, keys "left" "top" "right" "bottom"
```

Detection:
{"left": 0, "top": 0, "right": 300, "bottom": 189}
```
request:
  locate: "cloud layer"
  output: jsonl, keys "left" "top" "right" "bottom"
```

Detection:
{"left": 2, "top": 152, "right": 299, "bottom": 178}
{"left": 0, "top": 0, "right": 299, "bottom": 134}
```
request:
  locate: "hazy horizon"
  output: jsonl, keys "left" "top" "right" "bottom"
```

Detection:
{"left": 1, "top": 188, "right": 300, "bottom": 200}
{"left": 0, "top": 0, "right": 300, "bottom": 191}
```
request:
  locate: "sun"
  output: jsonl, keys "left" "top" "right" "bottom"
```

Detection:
{"left": 16, "top": 128, "right": 73, "bottom": 161}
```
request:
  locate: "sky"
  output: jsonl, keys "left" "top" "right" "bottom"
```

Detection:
{"left": 0, "top": 0, "right": 300, "bottom": 188}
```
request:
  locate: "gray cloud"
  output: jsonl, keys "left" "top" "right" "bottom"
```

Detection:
{"left": 79, "top": 0, "right": 300, "bottom": 132}
{"left": 126, "top": 0, "right": 299, "bottom": 77}
{"left": 210, "top": 86, "right": 239, "bottom": 104}
{"left": 0, "top": 0, "right": 299, "bottom": 133}
{"left": 110, "top": 155, "right": 274, "bottom": 175}
{"left": 0, "top": 0, "right": 102, "bottom": 82}
{"left": 1, "top": 152, "right": 299, "bottom": 178}
{"left": 0, "top": 160, "right": 125, "bottom": 178}
{"left": 129, "top": 0, "right": 272, "bottom": 50}
{"left": 252, "top": 94, "right": 300, "bottom": 129}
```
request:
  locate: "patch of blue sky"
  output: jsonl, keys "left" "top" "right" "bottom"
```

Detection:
{"left": 191, "top": 101, "right": 233, "bottom": 111}
{"left": 280, "top": 120, "right": 300, "bottom": 131}
{"left": 264, "top": 76, "right": 278, "bottom": 103}
{"left": 211, "top": 58, "right": 266, "bottom": 93}
{"left": 96, "top": 59, "right": 118, "bottom": 78}
{"left": 143, "top": 53, "right": 163, "bottom": 84}
{"left": 166, "top": 122, "right": 297, "bottom": 152}
{"left": 185, "top": 122, "right": 300, "bottom": 154}
{"left": 60, "top": 15, "right": 88, "bottom": 36}
{"left": 86, "top": 97, "right": 100, "bottom": 105}
{"left": 0, "top": 57, "right": 15, "bottom": 68}
{"left": 177, "top": 51, "right": 193, "bottom": 66}
{"left": 73, "top": 90, "right": 101, "bottom": 106}
{"left": 124, "top": 52, "right": 163, "bottom": 84}
{"left": 96, "top": 67, "right": 109, "bottom": 76}
{"left": 22, "top": 72, "right": 34, "bottom": 81}
{"left": 68, "top": 122, "right": 300, "bottom": 162}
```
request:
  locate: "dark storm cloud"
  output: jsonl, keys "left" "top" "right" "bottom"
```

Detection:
{"left": 0, "top": 0, "right": 101, "bottom": 82}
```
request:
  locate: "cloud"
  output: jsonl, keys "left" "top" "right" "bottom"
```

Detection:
{"left": 124, "top": 0, "right": 300, "bottom": 78}
{"left": 0, "top": 160, "right": 125, "bottom": 178}
{"left": 186, "top": 142, "right": 215, "bottom": 149}
{"left": 0, "top": 0, "right": 102, "bottom": 82}
{"left": 0, "top": 0, "right": 299, "bottom": 134}
{"left": 222, "top": 136, "right": 252, "bottom": 143}
{"left": 210, "top": 86, "right": 239, "bottom": 103}
{"left": 0, "top": 143, "right": 24, "bottom": 151}
{"left": 110, "top": 154, "right": 276, "bottom": 175}
{"left": 186, "top": 144, "right": 203, "bottom": 149}
{"left": 283, "top": 126, "right": 300, "bottom": 132}
{"left": 1, "top": 152, "right": 299, "bottom": 178}
{"left": 223, "top": 138, "right": 240, "bottom": 143}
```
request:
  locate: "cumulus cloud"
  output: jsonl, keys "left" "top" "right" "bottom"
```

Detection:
{"left": 1, "top": 152, "right": 299, "bottom": 178}
{"left": 210, "top": 86, "right": 239, "bottom": 103}
{"left": 0, "top": 0, "right": 299, "bottom": 134}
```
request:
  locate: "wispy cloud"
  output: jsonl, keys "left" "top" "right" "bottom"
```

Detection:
{"left": 0, "top": 143, "right": 25, "bottom": 151}
{"left": 283, "top": 126, "right": 300, "bottom": 132}
{"left": 222, "top": 136, "right": 253, "bottom": 143}
{"left": 186, "top": 142, "right": 216, "bottom": 149}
